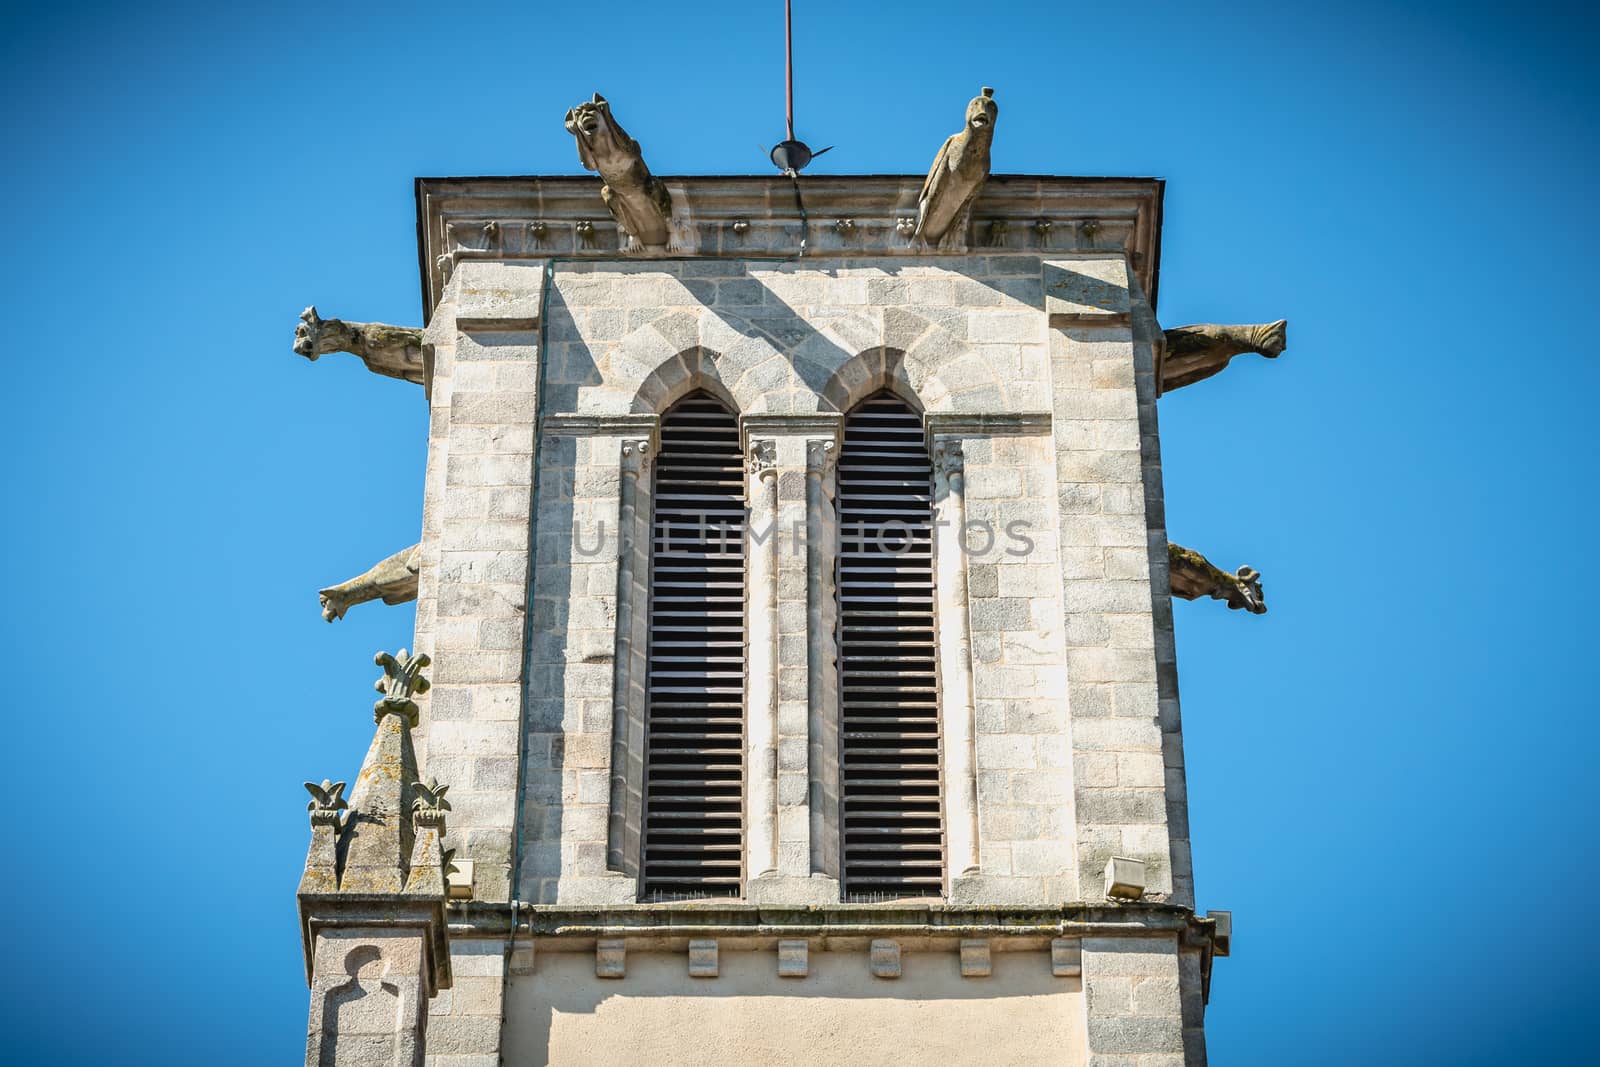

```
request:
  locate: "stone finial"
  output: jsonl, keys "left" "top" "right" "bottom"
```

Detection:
{"left": 319, "top": 542, "right": 421, "bottom": 623}
{"left": 292, "top": 306, "right": 425, "bottom": 385}
{"left": 565, "top": 94, "right": 674, "bottom": 250}
{"left": 1159, "top": 320, "right": 1288, "bottom": 393}
{"left": 374, "top": 648, "right": 432, "bottom": 725}
{"left": 304, "top": 779, "right": 348, "bottom": 825}
{"left": 915, "top": 87, "right": 998, "bottom": 249}
{"left": 411, "top": 777, "right": 451, "bottom": 829}
{"left": 1167, "top": 543, "right": 1266, "bottom": 614}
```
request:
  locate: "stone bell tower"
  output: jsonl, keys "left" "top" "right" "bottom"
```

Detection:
{"left": 294, "top": 88, "right": 1284, "bottom": 1065}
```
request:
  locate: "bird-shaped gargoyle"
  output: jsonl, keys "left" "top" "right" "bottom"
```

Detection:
{"left": 565, "top": 93, "right": 674, "bottom": 251}
{"left": 915, "top": 87, "right": 998, "bottom": 249}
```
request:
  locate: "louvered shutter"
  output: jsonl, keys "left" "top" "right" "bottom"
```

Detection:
{"left": 837, "top": 393, "right": 945, "bottom": 898}
{"left": 641, "top": 394, "right": 745, "bottom": 899}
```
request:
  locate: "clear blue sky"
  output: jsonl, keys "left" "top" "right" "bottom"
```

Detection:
{"left": 3, "top": 1, "right": 1594, "bottom": 1062}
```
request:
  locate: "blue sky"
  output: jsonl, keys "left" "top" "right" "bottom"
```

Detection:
{"left": 3, "top": 1, "right": 1594, "bottom": 1062}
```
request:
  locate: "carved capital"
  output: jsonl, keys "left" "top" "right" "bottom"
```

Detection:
{"left": 373, "top": 649, "right": 431, "bottom": 725}
{"left": 746, "top": 439, "right": 778, "bottom": 479}
{"left": 620, "top": 438, "right": 652, "bottom": 479}
{"left": 411, "top": 777, "right": 451, "bottom": 831}
{"left": 932, "top": 440, "right": 965, "bottom": 477}
{"left": 805, "top": 439, "right": 836, "bottom": 478}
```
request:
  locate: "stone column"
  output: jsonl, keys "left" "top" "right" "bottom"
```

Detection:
{"left": 932, "top": 438, "right": 981, "bottom": 887}
{"left": 745, "top": 438, "right": 780, "bottom": 883}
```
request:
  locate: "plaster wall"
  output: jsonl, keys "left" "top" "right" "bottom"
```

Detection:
{"left": 502, "top": 948, "right": 1087, "bottom": 1067}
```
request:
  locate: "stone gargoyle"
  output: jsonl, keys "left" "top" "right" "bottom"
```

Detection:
{"left": 293, "top": 306, "right": 425, "bottom": 385}
{"left": 1168, "top": 543, "right": 1266, "bottom": 614}
{"left": 1160, "top": 320, "right": 1287, "bottom": 393}
{"left": 915, "top": 87, "right": 998, "bottom": 249}
{"left": 319, "top": 543, "right": 421, "bottom": 622}
{"left": 565, "top": 93, "right": 673, "bottom": 250}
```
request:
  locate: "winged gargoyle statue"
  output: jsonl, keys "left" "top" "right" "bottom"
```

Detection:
{"left": 1168, "top": 543, "right": 1266, "bottom": 614}
{"left": 915, "top": 87, "right": 998, "bottom": 249}
{"left": 293, "top": 306, "right": 425, "bottom": 385}
{"left": 319, "top": 543, "right": 421, "bottom": 622}
{"left": 1160, "top": 320, "right": 1287, "bottom": 394}
{"left": 565, "top": 93, "right": 674, "bottom": 250}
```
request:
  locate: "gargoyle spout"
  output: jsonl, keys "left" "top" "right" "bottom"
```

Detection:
{"left": 1160, "top": 320, "right": 1287, "bottom": 394}
{"left": 1167, "top": 542, "right": 1266, "bottom": 614}
{"left": 915, "top": 87, "right": 998, "bottom": 249}
{"left": 293, "top": 306, "right": 425, "bottom": 385}
{"left": 564, "top": 94, "right": 673, "bottom": 250}
{"left": 319, "top": 543, "right": 421, "bottom": 622}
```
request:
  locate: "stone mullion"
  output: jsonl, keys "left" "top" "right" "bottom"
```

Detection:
{"left": 804, "top": 438, "right": 840, "bottom": 880}
{"left": 932, "top": 437, "right": 981, "bottom": 888}
{"left": 744, "top": 438, "right": 781, "bottom": 884}
{"left": 607, "top": 437, "right": 651, "bottom": 876}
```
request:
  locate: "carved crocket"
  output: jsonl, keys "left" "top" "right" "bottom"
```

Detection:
{"left": 1168, "top": 543, "right": 1266, "bottom": 614}
{"left": 915, "top": 87, "right": 998, "bottom": 249}
{"left": 564, "top": 94, "right": 673, "bottom": 250}
{"left": 1160, "top": 320, "right": 1287, "bottom": 393}
{"left": 319, "top": 543, "right": 421, "bottom": 622}
{"left": 293, "top": 306, "right": 425, "bottom": 385}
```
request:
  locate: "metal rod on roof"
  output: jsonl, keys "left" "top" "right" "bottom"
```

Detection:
{"left": 785, "top": 0, "right": 795, "bottom": 142}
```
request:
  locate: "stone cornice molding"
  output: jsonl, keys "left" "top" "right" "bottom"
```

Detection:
{"left": 740, "top": 412, "right": 843, "bottom": 450}
{"left": 925, "top": 412, "right": 1052, "bottom": 436}
{"left": 542, "top": 413, "right": 661, "bottom": 439}
{"left": 416, "top": 175, "right": 1163, "bottom": 319}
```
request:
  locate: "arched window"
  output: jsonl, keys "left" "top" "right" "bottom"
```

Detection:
{"left": 641, "top": 392, "right": 745, "bottom": 899}
{"left": 836, "top": 392, "right": 944, "bottom": 898}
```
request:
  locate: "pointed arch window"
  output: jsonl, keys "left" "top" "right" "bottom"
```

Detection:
{"left": 640, "top": 393, "right": 745, "bottom": 899}
{"left": 836, "top": 392, "right": 944, "bottom": 898}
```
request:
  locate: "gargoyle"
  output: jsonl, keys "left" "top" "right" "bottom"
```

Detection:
{"left": 915, "top": 87, "right": 998, "bottom": 249}
{"left": 1168, "top": 543, "right": 1266, "bottom": 614}
{"left": 293, "top": 306, "right": 425, "bottom": 385}
{"left": 564, "top": 94, "right": 673, "bottom": 250}
{"left": 319, "top": 543, "right": 421, "bottom": 622}
{"left": 1160, "top": 320, "right": 1287, "bottom": 393}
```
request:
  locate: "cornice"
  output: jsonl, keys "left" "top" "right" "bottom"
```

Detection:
{"left": 416, "top": 175, "right": 1163, "bottom": 320}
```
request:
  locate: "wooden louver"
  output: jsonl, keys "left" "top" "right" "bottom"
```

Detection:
{"left": 837, "top": 392, "right": 945, "bottom": 898}
{"left": 641, "top": 393, "right": 745, "bottom": 899}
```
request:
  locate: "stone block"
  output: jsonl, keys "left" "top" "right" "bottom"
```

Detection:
{"left": 959, "top": 939, "right": 992, "bottom": 978}
{"left": 596, "top": 939, "right": 626, "bottom": 979}
{"left": 777, "top": 939, "right": 809, "bottom": 978}
{"left": 688, "top": 939, "right": 719, "bottom": 978}
{"left": 1104, "top": 856, "right": 1148, "bottom": 900}
{"left": 1044, "top": 258, "right": 1130, "bottom": 321}
{"left": 1051, "top": 938, "right": 1083, "bottom": 977}
{"left": 870, "top": 939, "right": 901, "bottom": 979}
{"left": 1207, "top": 910, "right": 1232, "bottom": 957}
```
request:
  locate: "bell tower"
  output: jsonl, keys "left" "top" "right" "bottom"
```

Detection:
{"left": 293, "top": 87, "right": 1283, "bottom": 1065}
